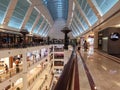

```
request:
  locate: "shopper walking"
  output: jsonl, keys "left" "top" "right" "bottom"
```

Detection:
{"left": 4, "top": 64, "right": 8, "bottom": 73}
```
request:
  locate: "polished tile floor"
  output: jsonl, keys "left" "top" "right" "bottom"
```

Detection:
{"left": 78, "top": 46, "right": 120, "bottom": 90}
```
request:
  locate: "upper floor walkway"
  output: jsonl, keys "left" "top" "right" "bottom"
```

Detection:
{"left": 54, "top": 46, "right": 120, "bottom": 90}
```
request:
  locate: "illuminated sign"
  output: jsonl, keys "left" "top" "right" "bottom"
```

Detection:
{"left": 110, "top": 32, "right": 120, "bottom": 41}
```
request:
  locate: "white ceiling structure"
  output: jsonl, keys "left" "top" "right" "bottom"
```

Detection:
{"left": 0, "top": 0, "right": 120, "bottom": 39}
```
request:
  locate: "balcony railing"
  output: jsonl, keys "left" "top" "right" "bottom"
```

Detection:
{"left": 54, "top": 49, "right": 79, "bottom": 90}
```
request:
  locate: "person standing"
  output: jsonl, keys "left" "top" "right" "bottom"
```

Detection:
{"left": 4, "top": 64, "right": 8, "bottom": 73}
{"left": 83, "top": 40, "right": 88, "bottom": 51}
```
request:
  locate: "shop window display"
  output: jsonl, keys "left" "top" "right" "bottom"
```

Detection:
{"left": 27, "top": 52, "right": 33, "bottom": 61}
{"left": 54, "top": 61, "right": 64, "bottom": 66}
{"left": 41, "top": 48, "right": 48, "bottom": 58}
{"left": 54, "top": 45, "right": 64, "bottom": 52}
{"left": 54, "top": 53, "right": 64, "bottom": 59}
{"left": 0, "top": 57, "right": 9, "bottom": 74}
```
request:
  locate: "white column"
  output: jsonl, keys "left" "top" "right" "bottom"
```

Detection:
{"left": 52, "top": 45, "right": 55, "bottom": 74}
{"left": 94, "top": 31, "right": 98, "bottom": 49}
{"left": 47, "top": 46, "right": 50, "bottom": 62}
{"left": 22, "top": 49, "right": 28, "bottom": 90}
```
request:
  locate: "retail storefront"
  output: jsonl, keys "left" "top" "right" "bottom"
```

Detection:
{"left": 98, "top": 27, "right": 120, "bottom": 57}
{"left": 0, "top": 54, "right": 22, "bottom": 74}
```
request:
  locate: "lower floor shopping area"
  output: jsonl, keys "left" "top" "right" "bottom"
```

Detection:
{"left": 0, "top": 43, "right": 120, "bottom": 90}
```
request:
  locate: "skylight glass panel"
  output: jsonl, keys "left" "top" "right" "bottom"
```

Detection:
{"left": 42, "top": 25, "right": 49, "bottom": 36}
{"left": 42, "top": 0, "right": 68, "bottom": 21}
{"left": 80, "top": 18, "right": 88, "bottom": 30}
{"left": 39, "top": 21, "right": 47, "bottom": 34}
{"left": 92, "top": 0, "right": 119, "bottom": 15}
{"left": 71, "top": 22, "right": 80, "bottom": 35}
{"left": 8, "top": 0, "right": 29, "bottom": 29}
{"left": 70, "top": 26, "right": 75, "bottom": 34}
{"left": 45, "top": 30, "right": 49, "bottom": 37}
{"left": 44, "top": 26, "right": 49, "bottom": 35}
{"left": 42, "top": 0, "right": 48, "bottom": 5}
{"left": 40, "top": 24, "right": 48, "bottom": 35}
{"left": 44, "top": 27, "right": 49, "bottom": 36}
{"left": 73, "top": 17, "right": 81, "bottom": 32}
{"left": 33, "top": 16, "right": 43, "bottom": 33}
{"left": 25, "top": 8, "right": 38, "bottom": 31}
{"left": 0, "top": 0, "right": 10, "bottom": 24}
{"left": 71, "top": 24, "right": 79, "bottom": 35}
{"left": 74, "top": 16, "right": 84, "bottom": 32}
{"left": 77, "top": 0, "right": 98, "bottom": 25}
{"left": 70, "top": 26, "right": 78, "bottom": 36}
{"left": 75, "top": 7, "right": 89, "bottom": 30}
{"left": 41, "top": 21, "right": 47, "bottom": 30}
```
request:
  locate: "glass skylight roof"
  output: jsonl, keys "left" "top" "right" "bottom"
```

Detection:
{"left": 71, "top": 24, "right": 79, "bottom": 36}
{"left": 0, "top": 0, "right": 119, "bottom": 38}
{"left": 25, "top": 8, "right": 38, "bottom": 31}
{"left": 71, "top": 22, "right": 80, "bottom": 35}
{"left": 39, "top": 21, "right": 47, "bottom": 34}
{"left": 40, "top": 24, "right": 49, "bottom": 36}
{"left": 8, "top": 0, "right": 30, "bottom": 29}
{"left": 77, "top": 0, "right": 98, "bottom": 25}
{"left": 42, "top": 0, "right": 68, "bottom": 21}
{"left": 33, "top": 16, "right": 43, "bottom": 33}
{"left": 0, "top": 0, "right": 10, "bottom": 24}
{"left": 92, "top": 0, "right": 119, "bottom": 15}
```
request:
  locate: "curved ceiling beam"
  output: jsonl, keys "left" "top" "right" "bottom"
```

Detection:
{"left": 30, "top": 14, "right": 41, "bottom": 33}
{"left": 87, "top": 0, "right": 102, "bottom": 19}
{"left": 20, "top": 4, "right": 34, "bottom": 28}
{"left": 37, "top": 19, "right": 45, "bottom": 33}
{"left": 74, "top": 12, "right": 85, "bottom": 31}
{"left": 2, "top": 0, "right": 18, "bottom": 25}
{"left": 31, "top": 0, "right": 54, "bottom": 25}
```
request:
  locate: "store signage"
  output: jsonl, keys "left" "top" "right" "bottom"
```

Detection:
{"left": 110, "top": 32, "right": 120, "bottom": 41}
